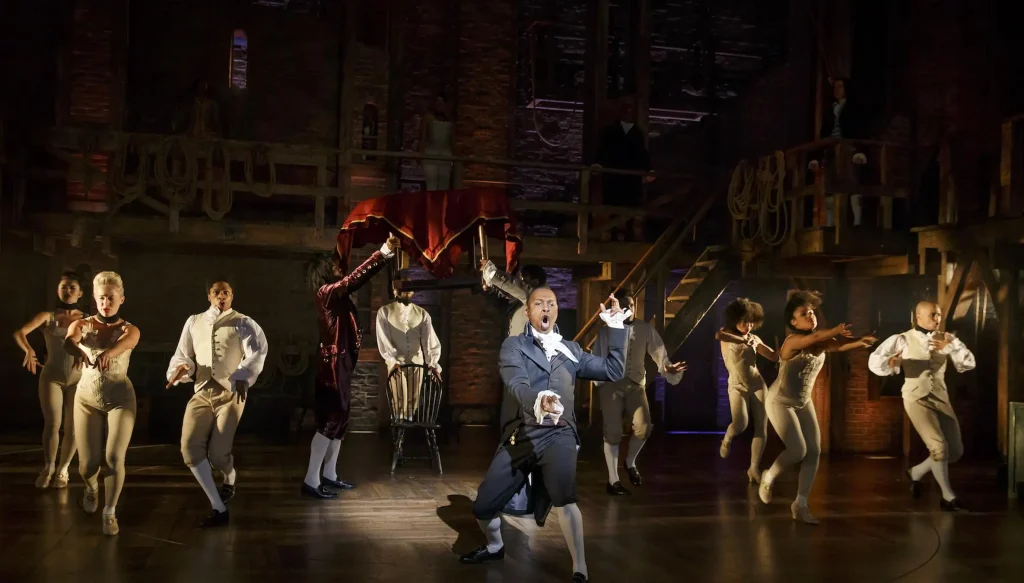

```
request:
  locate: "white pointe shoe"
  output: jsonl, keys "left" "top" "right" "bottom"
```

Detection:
{"left": 103, "top": 515, "right": 120, "bottom": 536}
{"left": 82, "top": 489, "right": 99, "bottom": 514}
{"left": 35, "top": 470, "right": 54, "bottom": 489}
{"left": 747, "top": 468, "right": 761, "bottom": 484}
{"left": 758, "top": 472, "right": 773, "bottom": 504}
{"left": 53, "top": 472, "right": 70, "bottom": 489}
{"left": 719, "top": 439, "right": 731, "bottom": 459}
{"left": 791, "top": 502, "right": 820, "bottom": 525}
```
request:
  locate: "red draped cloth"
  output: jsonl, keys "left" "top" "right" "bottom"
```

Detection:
{"left": 336, "top": 187, "right": 523, "bottom": 278}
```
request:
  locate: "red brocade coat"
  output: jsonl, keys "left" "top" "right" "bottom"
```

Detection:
{"left": 313, "top": 250, "right": 390, "bottom": 438}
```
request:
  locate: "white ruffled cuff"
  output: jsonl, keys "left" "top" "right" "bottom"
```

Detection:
{"left": 380, "top": 242, "right": 395, "bottom": 258}
{"left": 599, "top": 308, "right": 632, "bottom": 330}
{"left": 533, "top": 390, "right": 564, "bottom": 425}
{"left": 481, "top": 260, "right": 497, "bottom": 284}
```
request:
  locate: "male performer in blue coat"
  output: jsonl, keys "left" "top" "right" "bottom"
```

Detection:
{"left": 459, "top": 286, "right": 628, "bottom": 583}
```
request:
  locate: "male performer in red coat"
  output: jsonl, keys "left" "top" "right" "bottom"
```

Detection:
{"left": 301, "top": 234, "right": 399, "bottom": 498}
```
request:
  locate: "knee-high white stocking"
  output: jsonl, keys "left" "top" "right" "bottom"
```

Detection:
{"left": 322, "top": 438, "right": 343, "bottom": 481}
{"left": 477, "top": 517, "right": 504, "bottom": 553}
{"left": 190, "top": 459, "right": 227, "bottom": 512}
{"left": 304, "top": 432, "right": 330, "bottom": 488}
{"left": 625, "top": 434, "right": 646, "bottom": 469}
{"left": 556, "top": 504, "right": 587, "bottom": 577}
{"left": 602, "top": 442, "right": 620, "bottom": 484}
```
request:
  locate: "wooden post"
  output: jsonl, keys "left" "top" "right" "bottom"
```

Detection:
{"left": 654, "top": 265, "right": 666, "bottom": 334}
{"left": 338, "top": 0, "right": 359, "bottom": 224}
{"left": 385, "top": 0, "right": 406, "bottom": 192}
{"left": 315, "top": 159, "right": 327, "bottom": 237}
{"left": 996, "top": 250, "right": 1019, "bottom": 457}
{"left": 578, "top": 169, "right": 590, "bottom": 255}
{"left": 452, "top": 161, "right": 464, "bottom": 189}
{"left": 582, "top": 0, "right": 609, "bottom": 164}
{"left": 631, "top": 0, "right": 651, "bottom": 131}
{"left": 938, "top": 134, "right": 955, "bottom": 225}
{"left": 1000, "top": 120, "right": 1013, "bottom": 218}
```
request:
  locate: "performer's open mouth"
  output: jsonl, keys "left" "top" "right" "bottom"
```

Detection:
{"left": 541, "top": 315, "right": 550, "bottom": 327}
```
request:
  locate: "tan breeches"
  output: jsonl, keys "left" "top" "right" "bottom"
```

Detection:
{"left": 75, "top": 391, "right": 136, "bottom": 509}
{"left": 904, "top": 394, "right": 963, "bottom": 463}
{"left": 599, "top": 379, "right": 652, "bottom": 443}
{"left": 181, "top": 387, "right": 246, "bottom": 473}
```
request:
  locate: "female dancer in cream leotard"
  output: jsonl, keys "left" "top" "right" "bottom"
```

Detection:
{"left": 65, "top": 271, "right": 140, "bottom": 536}
{"left": 758, "top": 291, "right": 876, "bottom": 524}
{"left": 715, "top": 298, "right": 778, "bottom": 484}
{"left": 13, "top": 271, "right": 87, "bottom": 489}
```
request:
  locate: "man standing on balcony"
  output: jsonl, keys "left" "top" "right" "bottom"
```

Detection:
{"left": 814, "top": 76, "right": 868, "bottom": 227}
{"left": 867, "top": 301, "right": 975, "bottom": 511}
{"left": 592, "top": 96, "right": 655, "bottom": 242}
{"left": 301, "top": 235, "right": 399, "bottom": 499}
{"left": 459, "top": 288, "right": 627, "bottom": 583}
{"left": 375, "top": 280, "right": 442, "bottom": 420}
{"left": 166, "top": 279, "right": 269, "bottom": 528}
{"left": 594, "top": 289, "right": 686, "bottom": 495}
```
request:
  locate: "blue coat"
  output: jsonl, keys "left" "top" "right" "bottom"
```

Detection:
{"left": 497, "top": 325, "right": 626, "bottom": 524}
{"left": 498, "top": 325, "right": 627, "bottom": 445}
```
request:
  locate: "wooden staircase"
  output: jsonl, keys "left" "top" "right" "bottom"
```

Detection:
{"left": 661, "top": 245, "right": 737, "bottom": 353}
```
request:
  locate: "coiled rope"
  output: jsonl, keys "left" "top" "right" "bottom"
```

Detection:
{"left": 727, "top": 150, "right": 789, "bottom": 247}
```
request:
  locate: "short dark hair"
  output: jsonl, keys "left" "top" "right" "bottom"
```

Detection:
{"left": 527, "top": 285, "right": 555, "bottom": 303}
{"left": 59, "top": 270, "right": 83, "bottom": 286}
{"left": 723, "top": 298, "right": 764, "bottom": 331}
{"left": 613, "top": 288, "right": 633, "bottom": 306}
{"left": 306, "top": 252, "right": 337, "bottom": 291}
{"left": 519, "top": 264, "right": 547, "bottom": 289}
{"left": 206, "top": 278, "right": 233, "bottom": 292}
{"left": 784, "top": 290, "right": 822, "bottom": 329}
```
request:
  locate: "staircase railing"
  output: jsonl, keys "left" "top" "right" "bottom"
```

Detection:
{"left": 572, "top": 189, "right": 719, "bottom": 349}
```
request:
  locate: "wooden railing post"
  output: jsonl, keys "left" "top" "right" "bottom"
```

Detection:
{"left": 452, "top": 161, "right": 464, "bottom": 189}
{"left": 578, "top": 168, "right": 590, "bottom": 255}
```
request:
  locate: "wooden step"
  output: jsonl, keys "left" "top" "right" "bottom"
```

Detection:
{"left": 679, "top": 277, "right": 705, "bottom": 284}
{"left": 694, "top": 260, "right": 718, "bottom": 268}
{"left": 666, "top": 294, "right": 691, "bottom": 302}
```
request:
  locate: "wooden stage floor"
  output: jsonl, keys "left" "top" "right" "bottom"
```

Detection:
{"left": 1, "top": 430, "right": 1022, "bottom": 582}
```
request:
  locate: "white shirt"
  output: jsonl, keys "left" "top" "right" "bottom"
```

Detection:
{"left": 375, "top": 300, "right": 442, "bottom": 372}
{"left": 593, "top": 318, "right": 682, "bottom": 387}
{"left": 868, "top": 328, "right": 975, "bottom": 401}
{"left": 166, "top": 306, "right": 269, "bottom": 392}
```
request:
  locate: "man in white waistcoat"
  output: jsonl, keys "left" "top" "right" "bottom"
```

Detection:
{"left": 376, "top": 284, "right": 441, "bottom": 420}
{"left": 868, "top": 300, "right": 975, "bottom": 511}
{"left": 594, "top": 289, "right": 685, "bottom": 494}
{"left": 167, "top": 280, "right": 269, "bottom": 527}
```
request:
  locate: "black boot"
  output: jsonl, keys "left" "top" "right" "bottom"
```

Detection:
{"left": 572, "top": 572, "right": 588, "bottom": 583}
{"left": 627, "top": 466, "right": 643, "bottom": 486}
{"left": 321, "top": 477, "right": 356, "bottom": 490}
{"left": 905, "top": 469, "right": 921, "bottom": 499}
{"left": 219, "top": 484, "right": 236, "bottom": 503}
{"left": 940, "top": 497, "right": 965, "bottom": 511}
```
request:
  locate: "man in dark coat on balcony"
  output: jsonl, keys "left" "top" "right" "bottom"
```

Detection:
{"left": 592, "top": 96, "right": 655, "bottom": 242}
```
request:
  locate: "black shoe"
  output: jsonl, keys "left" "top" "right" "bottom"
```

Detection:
{"left": 200, "top": 509, "right": 229, "bottom": 528}
{"left": 906, "top": 469, "right": 921, "bottom": 499}
{"left": 219, "top": 484, "right": 236, "bottom": 503}
{"left": 572, "top": 573, "right": 588, "bottom": 583}
{"left": 606, "top": 481, "right": 630, "bottom": 496}
{"left": 321, "top": 477, "right": 356, "bottom": 490}
{"left": 940, "top": 497, "right": 965, "bottom": 512}
{"left": 627, "top": 466, "right": 643, "bottom": 486}
{"left": 301, "top": 483, "right": 339, "bottom": 499}
{"left": 459, "top": 545, "right": 504, "bottom": 564}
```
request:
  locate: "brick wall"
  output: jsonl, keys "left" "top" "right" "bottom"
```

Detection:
{"left": 68, "top": 0, "right": 116, "bottom": 125}
{"left": 843, "top": 279, "right": 903, "bottom": 453}
{"left": 454, "top": 0, "right": 516, "bottom": 183}
{"left": 447, "top": 288, "right": 505, "bottom": 407}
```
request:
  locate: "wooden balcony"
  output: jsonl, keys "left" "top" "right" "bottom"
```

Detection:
{"left": 730, "top": 137, "right": 916, "bottom": 262}
{"left": 6, "top": 127, "right": 701, "bottom": 266}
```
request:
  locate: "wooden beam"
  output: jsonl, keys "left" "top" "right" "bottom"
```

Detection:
{"left": 938, "top": 256, "right": 971, "bottom": 332}
{"left": 25, "top": 212, "right": 695, "bottom": 266}
{"left": 845, "top": 255, "right": 911, "bottom": 278}
{"left": 385, "top": 0, "right": 406, "bottom": 192}
{"left": 582, "top": 0, "right": 609, "bottom": 164}
{"left": 997, "top": 257, "right": 1020, "bottom": 457}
